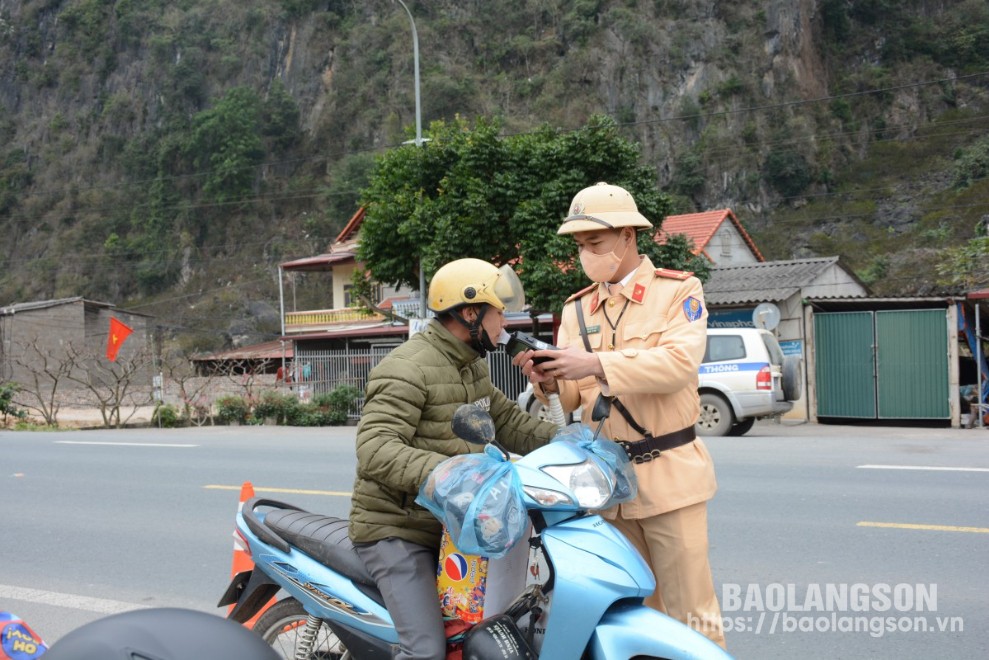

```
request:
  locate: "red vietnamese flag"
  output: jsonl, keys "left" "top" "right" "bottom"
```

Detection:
{"left": 106, "top": 317, "right": 134, "bottom": 362}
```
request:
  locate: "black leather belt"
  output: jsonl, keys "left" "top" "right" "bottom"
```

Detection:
{"left": 617, "top": 426, "right": 696, "bottom": 464}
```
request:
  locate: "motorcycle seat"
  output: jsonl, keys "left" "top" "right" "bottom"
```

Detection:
{"left": 263, "top": 509, "right": 385, "bottom": 606}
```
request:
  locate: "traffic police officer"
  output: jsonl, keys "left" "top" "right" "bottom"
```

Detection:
{"left": 515, "top": 182, "right": 726, "bottom": 648}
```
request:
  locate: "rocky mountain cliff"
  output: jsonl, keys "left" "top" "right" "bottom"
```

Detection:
{"left": 1, "top": 0, "right": 988, "bottom": 351}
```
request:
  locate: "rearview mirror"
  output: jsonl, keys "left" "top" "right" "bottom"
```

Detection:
{"left": 591, "top": 394, "right": 612, "bottom": 422}
{"left": 451, "top": 404, "right": 497, "bottom": 445}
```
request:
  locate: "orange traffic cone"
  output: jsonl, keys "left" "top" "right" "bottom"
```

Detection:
{"left": 229, "top": 481, "right": 276, "bottom": 627}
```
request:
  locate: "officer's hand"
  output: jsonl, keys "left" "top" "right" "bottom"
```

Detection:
{"left": 533, "top": 345, "right": 604, "bottom": 381}
{"left": 511, "top": 349, "right": 556, "bottom": 386}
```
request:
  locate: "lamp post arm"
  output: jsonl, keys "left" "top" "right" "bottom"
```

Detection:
{"left": 393, "top": 0, "right": 422, "bottom": 148}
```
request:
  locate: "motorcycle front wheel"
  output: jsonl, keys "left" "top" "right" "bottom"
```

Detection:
{"left": 254, "top": 597, "right": 350, "bottom": 660}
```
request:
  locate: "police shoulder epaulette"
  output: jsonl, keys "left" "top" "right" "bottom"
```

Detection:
{"left": 655, "top": 268, "right": 693, "bottom": 280}
{"left": 564, "top": 283, "right": 597, "bottom": 304}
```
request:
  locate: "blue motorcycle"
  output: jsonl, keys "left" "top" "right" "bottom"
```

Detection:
{"left": 219, "top": 404, "right": 732, "bottom": 659}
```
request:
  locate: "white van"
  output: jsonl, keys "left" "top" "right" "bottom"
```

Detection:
{"left": 697, "top": 328, "right": 801, "bottom": 436}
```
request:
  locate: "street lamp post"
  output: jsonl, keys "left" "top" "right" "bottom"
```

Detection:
{"left": 393, "top": 0, "right": 427, "bottom": 318}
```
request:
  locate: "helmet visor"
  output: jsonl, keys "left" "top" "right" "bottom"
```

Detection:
{"left": 494, "top": 265, "right": 525, "bottom": 313}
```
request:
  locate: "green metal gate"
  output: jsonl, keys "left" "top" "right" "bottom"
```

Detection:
{"left": 815, "top": 312, "right": 876, "bottom": 418}
{"left": 875, "top": 310, "right": 949, "bottom": 418}
{"left": 814, "top": 309, "right": 949, "bottom": 419}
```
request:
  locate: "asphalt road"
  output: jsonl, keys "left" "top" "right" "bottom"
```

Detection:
{"left": 705, "top": 421, "right": 988, "bottom": 659}
{"left": 1, "top": 420, "right": 987, "bottom": 659}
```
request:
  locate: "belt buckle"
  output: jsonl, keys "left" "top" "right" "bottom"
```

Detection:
{"left": 634, "top": 448, "right": 662, "bottom": 464}
{"left": 620, "top": 439, "right": 660, "bottom": 464}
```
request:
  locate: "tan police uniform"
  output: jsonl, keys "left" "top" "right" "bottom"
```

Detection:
{"left": 538, "top": 254, "right": 725, "bottom": 648}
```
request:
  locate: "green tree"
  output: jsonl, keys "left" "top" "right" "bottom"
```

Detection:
{"left": 358, "top": 115, "right": 697, "bottom": 314}
{"left": 184, "top": 86, "right": 265, "bottom": 203}
{"left": 652, "top": 234, "right": 710, "bottom": 281}
{"left": 261, "top": 80, "right": 301, "bottom": 153}
{"left": 670, "top": 149, "right": 705, "bottom": 198}
{"left": 953, "top": 136, "right": 989, "bottom": 189}
{"left": 0, "top": 383, "right": 25, "bottom": 425}
{"left": 935, "top": 237, "right": 989, "bottom": 290}
{"left": 763, "top": 147, "right": 814, "bottom": 198}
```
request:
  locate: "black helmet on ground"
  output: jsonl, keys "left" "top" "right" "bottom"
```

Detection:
{"left": 43, "top": 607, "right": 279, "bottom": 660}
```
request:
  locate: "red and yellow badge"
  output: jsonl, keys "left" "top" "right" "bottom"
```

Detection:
{"left": 632, "top": 283, "right": 645, "bottom": 303}
{"left": 683, "top": 296, "right": 703, "bottom": 322}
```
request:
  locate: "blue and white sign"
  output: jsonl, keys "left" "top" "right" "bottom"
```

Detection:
{"left": 699, "top": 362, "right": 768, "bottom": 374}
{"left": 779, "top": 339, "right": 803, "bottom": 357}
{"left": 708, "top": 309, "right": 755, "bottom": 329}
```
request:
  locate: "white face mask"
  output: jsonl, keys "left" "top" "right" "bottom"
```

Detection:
{"left": 579, "top": 232, "right": 631, "bottom": 283}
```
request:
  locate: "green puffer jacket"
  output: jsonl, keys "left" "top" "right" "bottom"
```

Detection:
{"left": 349, "top": 320, "right": 557, "bottom": 549}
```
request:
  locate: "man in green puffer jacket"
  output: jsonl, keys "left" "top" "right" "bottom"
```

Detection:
{"left": 349, "top": 258, "right": 558, "bottom": 660}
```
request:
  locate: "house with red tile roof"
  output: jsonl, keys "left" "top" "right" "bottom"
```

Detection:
{"left": 658, "top": 208, "right": 764, "bottom": 265}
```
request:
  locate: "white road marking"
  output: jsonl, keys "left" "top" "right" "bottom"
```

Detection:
{"left": 204, "top": 484, "right": 352, "bottom": 497}
{"left": 858, "top": 521, "right": 989, "bottom": 534}
{"left": 0, "top": 584, "right": 147, "bottom": 614}
{"left": 54, "top": 441, "right": 197, "bottom": 448}
{"left": 857, "top": 464, "right": 989, "bottom": 472}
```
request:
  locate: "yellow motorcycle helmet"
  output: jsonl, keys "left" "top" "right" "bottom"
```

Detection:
{"left": 557, "top": 181, "right": 653, "bottom": 235}
{"left": 427, "top": 258, "right": 525, "bottom": 313}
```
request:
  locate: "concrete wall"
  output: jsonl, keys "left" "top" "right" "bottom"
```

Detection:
{"left": 706, "top": 223, "right": 760, "bottom": 266}
{"left": 3, "top": 303, "right": 84, "bottom": 385}
{"left": 331, "top": 263, "right": 406, "bottom": 309}
{"left": 332, "top": 263, "right": 357, "bottom": 308}
{"left": 2, "top": 302, "right": 151, "bottom": 392}
{"left": 799, "top": 264, "right": 868, "bottom": 298}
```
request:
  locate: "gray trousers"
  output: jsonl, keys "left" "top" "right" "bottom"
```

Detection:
{"left": 355, "top": 537, "right": 446, "bottom": 660}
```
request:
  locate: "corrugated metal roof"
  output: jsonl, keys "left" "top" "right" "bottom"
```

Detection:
{"left": 280, "top": 251, "right": 355, "bottom": 271}
{"left": 805, "top": 296, "right": 957, "bottom": 311}
{"left": 704, "top": 257, "right": 858, "bottom": 305}
{"left": 284, "top": 322, "right": 411, "bottom": 341}
{"left": 334, "top": 207, "right": 366, "bottom": 244}
{"left": 282, "top": 313, "right": 554, "bottom": 343}
{"left": 192, "top": 339, "right": 294, "bottom": 362}
{"left": 279, "top": 208, "right": 366, "bottom": 272}
{"left": 0, "top": 296, "right": 147, "bottom": 315}
{"left": 2, "top": 296, "right": 90, "bottom": 314}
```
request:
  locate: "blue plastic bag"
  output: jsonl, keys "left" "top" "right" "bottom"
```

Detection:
{"left": 417, "top": 453, "right": 528, "bottom": 558}
{"left": 552, "top": 423, "right": 638, "bottom": 508}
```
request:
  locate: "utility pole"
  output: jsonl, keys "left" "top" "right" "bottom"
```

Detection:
{"left": 393, "top": 0, "right": 428, "bottom": 319}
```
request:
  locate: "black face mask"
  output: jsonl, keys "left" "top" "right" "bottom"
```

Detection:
{"left": 454, "top": 305, "right": 498, "bottom": 357}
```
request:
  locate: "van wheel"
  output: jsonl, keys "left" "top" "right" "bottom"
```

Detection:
{"left": 696, "top": 393, "right": 734, "bottom": 436}
{"left": 727, "top": 417, "right": 756, "bottom": 436}
{"left": 782, "top": 356, "right": 802, "bottom": 401}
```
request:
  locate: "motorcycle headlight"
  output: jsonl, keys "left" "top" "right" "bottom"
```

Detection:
{"left": 540, "top": 459, "right": 612, "bottom": 509}
{"left": 522, "top": 486, "right": 574, "bottom": 507}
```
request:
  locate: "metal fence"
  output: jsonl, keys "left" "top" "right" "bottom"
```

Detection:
{"left": 290, "top": 346, "right": 529, "bottom": 419}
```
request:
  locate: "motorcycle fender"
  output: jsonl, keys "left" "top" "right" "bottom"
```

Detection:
{"left": 218, "top": 568, "right": 281, "bottom": 624}
{"left": 217, "top": 570, "right": 251, "bottom": 608}
{"left": 589, "top": 603, "right": 732, "bottom": 660}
